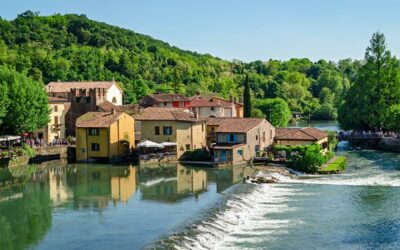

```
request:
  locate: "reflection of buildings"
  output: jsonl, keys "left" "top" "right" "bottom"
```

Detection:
{"left": 66, "top": 165, "right": 138, "bottom": 210}
{"left": 177, "top": 165, "right": 207, "bottom": 194}
{"left": 111, "top": 166, "right": 137, "bottom": 203}
{"left": 140, "top": 164, "right": 207, "bottom": 202}
{"left": 49, "top": 168, "right": 73, "bottom": 205}
{"left": 212, "top": 165, "right": 256, "bottom": 193}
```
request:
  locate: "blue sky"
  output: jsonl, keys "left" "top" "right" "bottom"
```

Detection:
{"left": 1, "top": 0, "right": 400, "bottom": 62}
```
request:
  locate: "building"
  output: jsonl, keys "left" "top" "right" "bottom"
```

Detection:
{"left": 211, "top": 118, "right": 275, "bottom": 164}
{"left": 46, "top": 80, "right": 123, "bottom": 105}
{"left": 190, "top": 99, "right": 226, "bottom": 118}
{"left": 139, "top": 93, "right": 190, "bottom": 108}
{"left": 76, "top": 110, "right": 135, "bottom": 162}
{"left": 46, "top": 81, "right": 124, "bottom": 136}
{"left": 34, "top": 97, "right": 69, "bottom": 143}
{"left": 135, "top": 107, "right": 206, "bottom": 159}
{"left": 190, "top": 94, "right": 244, "bottom": 118}
{"left": 274, "top": 127, "right": 329, "bottom": 151}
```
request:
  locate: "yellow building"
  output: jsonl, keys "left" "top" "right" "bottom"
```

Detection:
{"left": 274, "top": 127, "right": 329, "bottom": 151}
{"left": 76, "top": 110, "right": 135, "bottom": 162}
{"left": 135, "top": 107, "right": 206, "bottom": 159}
{"left": 34, "top": 97, "right": 69, "bottom": 143}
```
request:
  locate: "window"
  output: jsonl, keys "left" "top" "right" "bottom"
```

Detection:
{"left": 163, "top": 126, "right": 172, "bottom": 135}
{"left": 155, "top": 126, "right": 160, "bottom": 135}
{"left": 54, "top": 116, "right": 58, "bottom": 124}
{"left": 89, "top": 128, "right": 99, "bottom": 136}
{"left": 164, "top": 102, "right": 167, "bottom": 106}
{"left": 229, "top": 133, "right": 235, "bottom": 142}
{"left": 211, "top": 106, "right": 215, "bottom": 111}
{"left": 238, "top": 149, "right": 243, "bottom": 156}
{"left": 263, "top": 132, "right": 266, "bottom": 142}
{"left": 256, "top": 135, "right": 259, "bottom": 141}
{"left": 112, "top": 97, "right": 117, "bottom": 104}
{"left": 85, "top": 96, "right": 91, "bottom": 103}
{"left": 91, "top": 143, "right": 100, "bottom": 151}
{"left": 185, "top": 144, "right": 190, "bottom": 151}
{"left": 54, "top": 105, "right": 58, "bottom": 112}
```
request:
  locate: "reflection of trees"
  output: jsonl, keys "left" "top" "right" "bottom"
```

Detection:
{"left": 0, "top": 182, "right": 52, "bottom": 250}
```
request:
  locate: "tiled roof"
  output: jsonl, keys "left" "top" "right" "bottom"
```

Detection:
{"left": 211, "top": 118, "right": 265, "bottom": 133}
{"left": 48, "top": 96, "right": 69, "bottom": 103}
{"left": 275, "top": 127, "right": 328, "bottom": 141}
{"left": 46, "top": 81, "right": 121, "bottom": 93}
{"left": 97, "top": 101, "right": 119, "bottom": 112}
{"left": 134, "top": 107, "right": 205, "bottom": 122}
{"left": 191, "top": 99, "right": 222, "bottom": 107}
{"left": 148, "top": 93, "right": 189, "bottom": 102}
{"left": 76, "top": 111, "right": 125, "bottom": 128}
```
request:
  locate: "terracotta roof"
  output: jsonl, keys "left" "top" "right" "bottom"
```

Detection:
{"left": 212, "top": 96, "right": 243, "bottom": 106}
{"left": 147, "top": 93, "right": 189, "bottom": 102}
{"left": 48, "top": 96, "right": 69, "bottom": 103}
{"left": 46, "top": 81, "right": 121, "bottom": 93}
{"left": 211, "top": 118, "right": 265, "bottom": 133}
{"left": 134, "top": 107, "right": 205, "bottom": 123}
{"left": 275, "top": 127, "right": 328, "bottom": 141}
{"left": 76, "top": 111, "right": 125, "bottom": 128}
{"left": 206, "top": 117, "right": 230, "bottom": 126}
{"left": 97, "top": 101, "right": 119, "bottom": 112}
{"left": 191, "top": 99, "right": 222, "bottom": 107}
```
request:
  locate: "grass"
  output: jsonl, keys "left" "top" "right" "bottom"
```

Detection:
{"left": 318, "top": 156, "right": 347, "bottom": 174}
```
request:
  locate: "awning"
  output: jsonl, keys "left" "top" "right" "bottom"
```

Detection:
{"left": 0, "top": 136, "right": 21, "bottom": 142}
{"left": 137, "top": 140, "right": 164, "bottom": 149}
{"left": 160, "top": 142, "right": 177, "bottom": 147}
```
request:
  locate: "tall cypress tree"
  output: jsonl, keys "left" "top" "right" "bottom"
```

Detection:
{"left": 243, "top": 74, "right": 252, "bottom": 118}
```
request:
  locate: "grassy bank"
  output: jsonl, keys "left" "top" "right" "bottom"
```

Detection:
{"left": 318, "top": 156, "right": 347, "bottom": 174}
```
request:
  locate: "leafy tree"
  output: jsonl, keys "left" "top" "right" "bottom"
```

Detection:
{"left": 0, "top": 66, "right": 49, "bottom": 134}
{"left": 243, "top": 74, "right": 251, "bottom": 117}
{"left": 289, "top": 144, "right": 326, "bottom": 173}
{"left": 254, "top": 98, "right": 291, "bottom": 127}
{"left": 339, "top": 32, "right": 400, "bottom": 130}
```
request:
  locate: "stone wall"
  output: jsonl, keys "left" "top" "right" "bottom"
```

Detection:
{"left": 379, "top": 137, "right": 400, "bottom": 152}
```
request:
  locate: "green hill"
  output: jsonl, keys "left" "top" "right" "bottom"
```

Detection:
{"left": 0, "top": 11, "right": 357, "bottom": 120}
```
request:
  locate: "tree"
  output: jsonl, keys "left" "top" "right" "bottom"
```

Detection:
{"left": 243, "top": 74, "right": 252, "bottom": 117}
{"left": 254, "top": 98, "right": 292, "bottom": 127}
{"left": 0, "top": 66, "right": 49, "bottom": 134}
{"left": 339, "top": 32, "right": 400, "bottom": 131}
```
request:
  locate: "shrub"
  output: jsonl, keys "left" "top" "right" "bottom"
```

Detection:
{"left": 288, "top": 144, "right": 326, "bottom": 173}
{"left": 22, "top": 144, "right": 36, "bottom": 157}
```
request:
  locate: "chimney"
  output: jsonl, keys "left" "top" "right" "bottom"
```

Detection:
{"left": 111, "top": 108, "right": 115, "bottom": 114}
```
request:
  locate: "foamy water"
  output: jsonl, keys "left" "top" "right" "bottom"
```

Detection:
{"left": 155, "top": 144, "right": 400, "bottom": 249}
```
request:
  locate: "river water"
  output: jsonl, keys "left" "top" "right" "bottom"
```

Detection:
{"left": 1, "top": 121, "right": 399, "bottom": 249}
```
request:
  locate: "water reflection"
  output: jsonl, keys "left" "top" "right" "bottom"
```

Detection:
{"left": 0, "top": 163, "right": 255, "bottom": 249}
{"left": 140, "top": 164, "right": 208, "bottom": 202}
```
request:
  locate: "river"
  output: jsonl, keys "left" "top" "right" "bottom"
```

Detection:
{"left": 1, "top": 121, "right": 399, "bottom": 249}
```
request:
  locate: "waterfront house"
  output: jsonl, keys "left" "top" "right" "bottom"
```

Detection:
{"left": 46, "top": 80, "right": 124, "bottom": 136}
{"left": 76, "top": 110, "right": 135, "bottom": 162}
{"left": 274, "top": 127, "right": 328, "bottom": 150}
{"left": 139, "top": 93, "right": 190, "bottom": 108}
{"left": 34, "top": 97, "right": 69, "bottom": 144}
{"left": 211, "top": 118, "right": 275, "bottom": 164}
{"left": 134, "top": 107, "right": 206, "bottom": 159}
